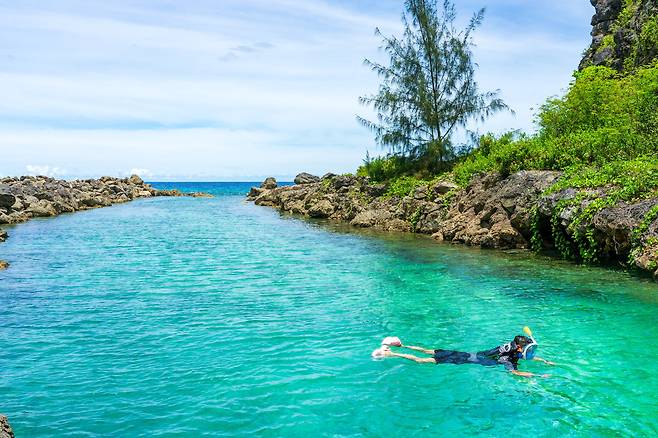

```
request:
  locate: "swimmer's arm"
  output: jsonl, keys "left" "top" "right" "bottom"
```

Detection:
{"left": 400, "top": 345, "right": 435, "bottom": 355}
{"left": 532, "top": 357, "right": 556, "bottom": 365}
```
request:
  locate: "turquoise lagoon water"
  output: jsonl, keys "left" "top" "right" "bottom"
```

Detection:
{"left": 1, "top": 182, "right": 657, "bottom": 437}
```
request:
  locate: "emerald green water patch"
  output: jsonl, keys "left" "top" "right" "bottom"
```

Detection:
{"left": 1, "top": 183, "right": 657, "bottom": 436}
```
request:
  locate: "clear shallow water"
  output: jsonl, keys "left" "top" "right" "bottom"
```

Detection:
{"left": 1, "top": 182, "right": 657, "bottom": 437}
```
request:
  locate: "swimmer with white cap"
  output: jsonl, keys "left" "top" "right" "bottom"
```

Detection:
{"left": 375, "top": 327, "right": 555, "bottom": 378}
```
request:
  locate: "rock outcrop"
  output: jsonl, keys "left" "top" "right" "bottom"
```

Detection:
{"left": 581, "top": 0, "right": 658, "bottom": 71}
{"left": 261, "top": 177, "right": 278, "bottom": 189}
{"left": 248, "top": 171, "right": 658, "bottom": 279}
{"left": 294, "top": 172, "right": 320, "bottom": 185}
{"left": 0, "top": 175, "right": 185, "bottom": 226}
{"left": 435, "top": 171, "right": 561, "bottom": 248}
{"left": 0, "top": 415, "right": 13, "bottom": 438}
{"left": 0, "top": 175, "right": 212, "bottom": 268}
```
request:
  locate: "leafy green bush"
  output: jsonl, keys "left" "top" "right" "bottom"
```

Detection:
{"left": 546, "top": 156, "right": 658, "bottom": 196}
{"left": 385, "top": 175, "right": 429, "bottom": 198}
{"left": 357, "top": 154, "right": 391, "bottom": 181}
{"left": 452, "top": 65, "right": 658, "bottom": 184}
{"left": 453, "top": 131, "right": 535, "bottom": 185}
{"left": 357, "top": 154, "right": 425, "bottom": 182}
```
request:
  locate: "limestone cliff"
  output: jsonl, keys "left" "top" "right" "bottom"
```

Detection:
{"left": 581, "top": 0, "right": 658, "bottom": 71}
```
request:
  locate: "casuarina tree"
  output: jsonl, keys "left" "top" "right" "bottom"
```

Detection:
{"left": 358, "top": 0, "right": 510, "bottom": 173}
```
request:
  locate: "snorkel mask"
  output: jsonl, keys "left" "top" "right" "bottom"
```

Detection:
{"left": 521, "top": 326, "right": 538, "bottom": 360}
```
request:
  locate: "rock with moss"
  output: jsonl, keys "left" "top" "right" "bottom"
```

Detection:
{"left": 248, "top": 171, "right": 559, "bottom": 246}
{"left": 581, "top": 0, "right": 658, "bottom": 71}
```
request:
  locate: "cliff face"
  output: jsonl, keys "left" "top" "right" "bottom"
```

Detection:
{"left": 581, "top": 0, "right": 658, "bottom": 71}
{"left": 248, "top": 172, "right": 658, "bottom": 279}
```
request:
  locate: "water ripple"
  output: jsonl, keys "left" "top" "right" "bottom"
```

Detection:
{"left": 1, "top": 184, "right": 657, "bottom": 436}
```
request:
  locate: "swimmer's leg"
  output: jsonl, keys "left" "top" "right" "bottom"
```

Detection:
{"left": 385, "top": 351, "right": 436, "bottom": 364}
{"left": 399, "top": 345, "right": 435, "bottom": 355}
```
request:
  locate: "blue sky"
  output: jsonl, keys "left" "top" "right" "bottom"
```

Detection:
{"left": 0, "top": 0, "right": 593, "bottom": 181}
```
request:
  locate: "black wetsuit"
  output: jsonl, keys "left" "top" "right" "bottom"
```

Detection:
{"left": 432, "top": 343, "right": 520, "bottom": 371}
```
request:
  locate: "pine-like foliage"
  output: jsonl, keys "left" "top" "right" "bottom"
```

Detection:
{"left": 358, "top": 0, "right": 510, "bottom": 172}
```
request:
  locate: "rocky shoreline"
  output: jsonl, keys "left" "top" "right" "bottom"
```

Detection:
{"left": 247, "top": 172, "right": 658, "bottom": 280}
{"left": 0, "top": 415, "right": 13, "bottom": 438}
{"left": 0, "top": 174, "right": 211, "bottom": 270}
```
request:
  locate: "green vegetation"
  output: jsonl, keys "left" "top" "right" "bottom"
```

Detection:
{"left": 356, "top": 2, "right": 658, "bottom": 268}
{"left": 365, "top": 64, "right": 658, "bottom": 186}
{"left": 357, "top": 154, "right": 422, "bottom": 182}
{"left": 600, "top": 34, "right": 615, "bottom": 51}
{"left": 450, "top": 64, "right": 658, "bottom": 264}
{"left": 452, "top": 65, "right": 658, "bottom": 184}
{"left": 618, "top": 0, "right": 639, "bottom": 28}
{"left": 359, "top": 63, "right": 658, "bottom": 265}
{"left": 630, "top": 204, "right": 658, "bottom": 264}
{"left": 596, "top": 0, "right": 658, "bottom": 71}
{"left": 384, "top": 175, "right": 428, "bottom": 198}
{"left": 532, "top": 157, "right": 658, "bottom": 263}
{"left": 358, "top": 0, "right": 508, "bottom": 174}
{"left": 409, "top": 206, "right": 423, "bottom": 231}
{"left": 632, "top": 15, "right": 658, "bottom": 69}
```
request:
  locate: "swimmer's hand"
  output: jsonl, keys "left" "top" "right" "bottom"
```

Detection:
{"left": 533, "top": 357, "right": 556, "bottom": 366}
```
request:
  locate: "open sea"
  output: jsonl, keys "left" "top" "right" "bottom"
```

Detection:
{"left": 1, "top": 182, "right": 657, "bottom": 436}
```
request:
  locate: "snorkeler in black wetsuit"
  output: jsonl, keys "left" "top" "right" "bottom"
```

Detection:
{"left": 383, "top": 335, "right": 555, "bottom": 377}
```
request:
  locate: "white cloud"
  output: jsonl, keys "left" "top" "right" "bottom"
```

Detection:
{"left": 2, "top": 127, "right": 366, "bottom": 181}
{"left": 129, "top": 168, "right": 153, "bottom": 178}
{"left": 0, "top": 0, "right": 593, "bottom": 180}
{"left": 25, "top": 165, "right": 68, "bottom": 178}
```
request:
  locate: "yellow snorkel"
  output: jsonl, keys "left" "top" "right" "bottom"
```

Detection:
{"left": 522, "top": 326, "right": 538, "bottom": 360}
